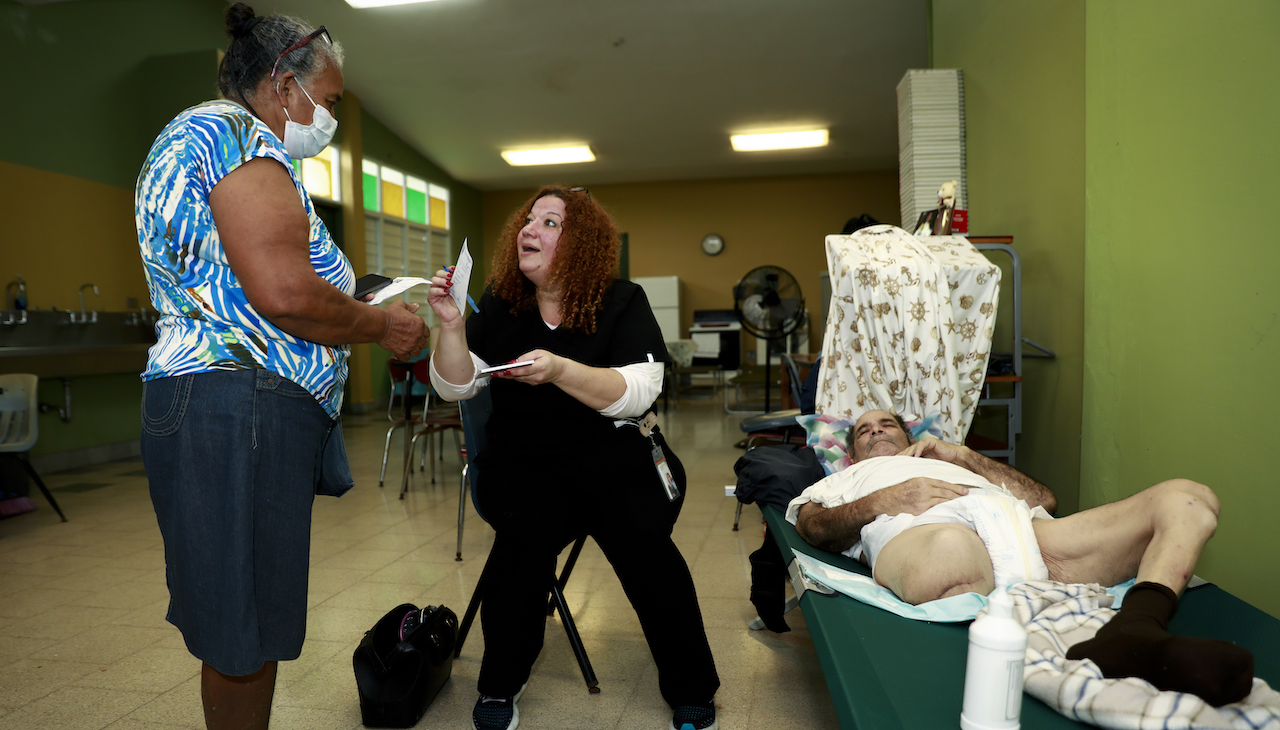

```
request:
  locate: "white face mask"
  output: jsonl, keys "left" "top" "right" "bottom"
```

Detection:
{"left": 280, "top": 80, "right": 337, "bottom": 159}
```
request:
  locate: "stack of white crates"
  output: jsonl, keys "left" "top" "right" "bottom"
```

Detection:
{"left": 897, "top": 69, "right": 967, "bottom": 231}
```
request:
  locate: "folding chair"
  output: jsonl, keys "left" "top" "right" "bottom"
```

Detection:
{"left": 737, "top": 354, "right": 809, "bottom": 450}
{"left": 399, "top": 359, "right": 463, "bottom": 499}
{"left": 0, "top": 374, "right": 67, "bottom": 522}
{"left": 452, "top": 386, "right": 600, "bottom": 694}
{"left": 379, "top": 357, "right": 424, "bottom": 487}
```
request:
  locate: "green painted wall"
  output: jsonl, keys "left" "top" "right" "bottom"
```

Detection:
{"left": 1084, "top": 0, "right": 1280, "bottom": 617}
{"left": 34, "top": 374, "right": 142, "bottom": 456}
{"left": 931, "top": 0, "right": 1087, "bottom": 513}
{"left": 0, "top": 0, "right": 227, "bottom": 188}
{"left": 933, "top": 0, "right": 1280, "bottom": 618}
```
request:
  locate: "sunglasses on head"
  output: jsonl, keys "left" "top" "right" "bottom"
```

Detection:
{"left": 270, "top": 25, "right": 331, "bottom": 81}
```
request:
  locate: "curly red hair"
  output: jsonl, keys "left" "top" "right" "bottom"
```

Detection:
{"left": 488, "top": 185, "right": 620, "bottom": 334}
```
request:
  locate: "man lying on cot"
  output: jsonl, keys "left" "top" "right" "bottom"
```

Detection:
{"left": 786, "top": 409, "right": 1253, "bottom": 707}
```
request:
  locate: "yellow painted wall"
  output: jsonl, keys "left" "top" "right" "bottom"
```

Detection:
{"left": 0, "top": 160, "right": 151, "bottom": 454}
{"left": 480, "top": 172, "right": 901, "bottom": 352}
{"left": 0, "top": 160, "right": 149, "bottom": 313}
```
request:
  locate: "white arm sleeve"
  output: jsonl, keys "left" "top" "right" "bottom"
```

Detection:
{"left": 428, "top": 351, "right": 490, "bottom": 402}
{"left": 597, "top": 361, "right": 665, "bottom": 418}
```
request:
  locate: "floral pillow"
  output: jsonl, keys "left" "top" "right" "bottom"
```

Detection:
{"left": 798, "top": 412, "right": 939, "bottom": 475}
{"left": 797, "top": 414, "right": 855, "bottom": 475}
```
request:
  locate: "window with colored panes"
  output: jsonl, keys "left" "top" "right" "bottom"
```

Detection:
{"left": 428, "top": 183, "right": 449, "bottom": 229}
{"left": 362, "top": 159, "right": 380, "bottom": 211}
{"left": 293, "top": 144, "right": 340, "bottom": 201}
{"left": 361, "top": 159, "right": 451, "bottom": 324}
{"left": 380, "top": 168, "right": 405, "bottom": 219}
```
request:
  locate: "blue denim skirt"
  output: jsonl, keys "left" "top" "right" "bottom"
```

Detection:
{"left": 141, "top": 368, "right": 333, "bottom": 676}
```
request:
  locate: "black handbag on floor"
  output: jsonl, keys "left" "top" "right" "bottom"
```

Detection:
{"left": 353, "top": 603, "right": 458, "bottom": 728}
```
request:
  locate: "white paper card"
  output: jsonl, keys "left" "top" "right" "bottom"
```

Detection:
{"left": 450, "top": 238, "right": 473, "bottom": 315}
{"left": 369, "top": 277, "right": 430, "bottom": 305}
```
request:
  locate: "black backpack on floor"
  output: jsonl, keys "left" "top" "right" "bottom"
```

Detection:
{"left": 353, "top": 603, "right": 458, "bottom": 728}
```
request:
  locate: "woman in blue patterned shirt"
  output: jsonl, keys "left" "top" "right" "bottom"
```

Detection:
{"left": 134, "top": 5, "right": 428, "bottom": 728}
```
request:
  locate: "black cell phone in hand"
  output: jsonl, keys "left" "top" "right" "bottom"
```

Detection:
{"left": 354, "top": 274, "right": 393, "bottom": 299}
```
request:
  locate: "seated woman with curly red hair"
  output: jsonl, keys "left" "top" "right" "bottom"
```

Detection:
{"left": 428, "top": 186, "right": 719, "bottom": 730}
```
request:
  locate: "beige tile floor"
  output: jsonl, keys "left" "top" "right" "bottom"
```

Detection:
{"left": 0, "top": 396, "right": 839, "bottom": 730}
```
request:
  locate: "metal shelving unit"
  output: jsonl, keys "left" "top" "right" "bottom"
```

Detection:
{"left": 971, "top": 238, "right": 1054, "bottom": 466}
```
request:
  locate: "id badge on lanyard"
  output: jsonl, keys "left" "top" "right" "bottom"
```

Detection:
{"left": 616, "top": 411, "right": 680, "bottom": 501}
{"left": 650, "top": 440, "right": 680, "bottom": 502}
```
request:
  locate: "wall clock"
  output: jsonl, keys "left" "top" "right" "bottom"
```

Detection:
{"left": 701, "top": 233, "right": 725, "bottom": 256}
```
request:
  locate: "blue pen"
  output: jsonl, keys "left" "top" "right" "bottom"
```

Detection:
{"left": 448, "top": 265, "right": 480, "bottom": 313}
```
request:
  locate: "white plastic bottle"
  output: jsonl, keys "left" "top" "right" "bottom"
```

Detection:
{"left": 960, "top": 582, "right": 1027, "bottom": 730}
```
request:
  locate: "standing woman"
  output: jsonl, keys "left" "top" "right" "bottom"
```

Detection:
{"left": 428, "top": 186, "right": 720, "bottom": 730}
{"left": 134, "top": 4, "right": 429, "bottom": 729}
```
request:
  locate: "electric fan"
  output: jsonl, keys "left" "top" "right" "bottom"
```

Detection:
{"left": 733, "top": 266, "right": 805, "bottom": 411}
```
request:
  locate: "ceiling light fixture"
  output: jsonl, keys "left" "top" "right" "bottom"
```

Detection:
{"left": 344, "top": 0, "right": 445, "bottom": 8}
{"left": 730, "top": 129, "right": 829, "bottom": 152}
{"left": 500, "top": 146, "right": 596, "bottom": 166}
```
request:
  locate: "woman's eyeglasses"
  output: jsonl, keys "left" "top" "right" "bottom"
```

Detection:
{"left": 568, "top": 186, "right": 590, "bottom": 199}
{"left": 271, "top": 26, "right": 331, "bottom": 80}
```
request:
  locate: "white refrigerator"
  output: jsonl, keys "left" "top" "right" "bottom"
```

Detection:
{"left": 632, "top": 276, "right": 681, "bottom": 343}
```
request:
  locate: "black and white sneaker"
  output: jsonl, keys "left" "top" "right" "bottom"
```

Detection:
{"left": 669, "top": 703, "right": 717, "bottom": 730}
{"left": 472, "top": 684, "right": 527, "bottom": 730}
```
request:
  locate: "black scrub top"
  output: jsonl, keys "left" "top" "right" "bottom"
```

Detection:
{"left": 467, "top": 279, "right": 670, "bottom": 458}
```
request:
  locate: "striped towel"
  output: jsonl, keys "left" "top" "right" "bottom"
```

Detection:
{"left": 1006, "top": 581, "right": 1280, "bottom": 729}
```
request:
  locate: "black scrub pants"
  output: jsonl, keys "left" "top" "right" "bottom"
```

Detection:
{"left": 474, "top": 432, "right": 720, "bottom": 707}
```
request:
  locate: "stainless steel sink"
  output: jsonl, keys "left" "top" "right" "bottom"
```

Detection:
{"left": 0, "top": 311, "right": 157, "bottom": 378}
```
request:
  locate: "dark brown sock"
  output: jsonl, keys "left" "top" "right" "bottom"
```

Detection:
{"left": 1065, "top": 582, "right": 1253, "bottom": 706}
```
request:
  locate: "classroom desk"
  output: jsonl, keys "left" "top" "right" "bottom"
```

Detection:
{"left": 760, "top": 506, "right": 1280, "bottom": 730}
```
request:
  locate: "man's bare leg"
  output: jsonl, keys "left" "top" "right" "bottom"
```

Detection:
{"left": 1034, "top": 478, "right": 1219, "bottom": 591}
{"left": 873, "top": 523, "right": 994, "bottom": 605}
{"left": 202, "top": 661, "right": 277, "bottom": 730}
{"left": 1035, "top": 479, "right": 1252, "bottom": 706}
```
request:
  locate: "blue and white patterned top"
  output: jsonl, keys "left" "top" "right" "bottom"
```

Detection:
{"left": 135, "top": 100, "right": 353, "bottom": 418}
